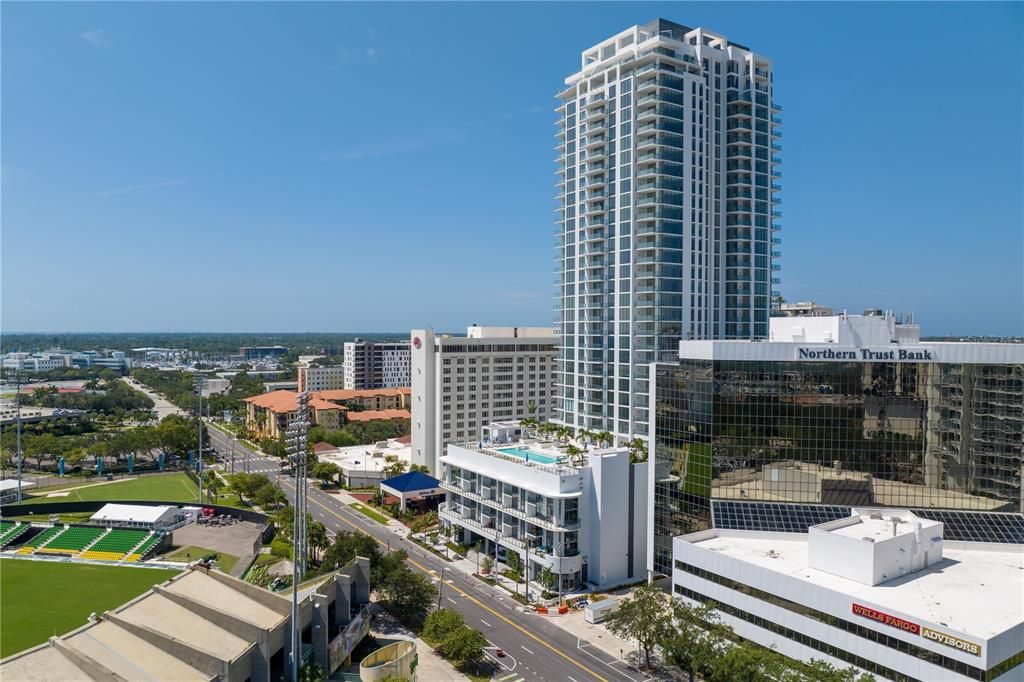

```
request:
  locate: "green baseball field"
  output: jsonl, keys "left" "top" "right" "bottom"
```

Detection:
{"left": 12, "top": 472, "right": 200, "bottom": 505}
{"left": 0, "top": 559, "right": 181, "bottom": 657}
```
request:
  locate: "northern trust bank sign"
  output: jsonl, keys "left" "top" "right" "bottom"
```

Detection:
{"left": 796, "top": 347, "right": 937, "bottom": 362}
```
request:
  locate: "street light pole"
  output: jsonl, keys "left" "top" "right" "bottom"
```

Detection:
{"left": 14, "top": 371, "right": 24, "bottom": 502}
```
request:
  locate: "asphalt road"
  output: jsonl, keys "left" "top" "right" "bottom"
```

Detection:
{"left": 205, "top": 426, "right": 649, "bottom": 682}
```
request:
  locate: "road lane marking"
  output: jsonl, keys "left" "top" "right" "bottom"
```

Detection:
{"left": 521, "top": 646, "right": 535, "bottom": 655}
{"left": 289, "top": 483, "right": 612, "bottom": 682}
{"left": 446, "top": 597, "right": 458, "bottom": 605}
{"left": 569, "top": 677, "right": 579, "bottom": 682}
{"left": 480, "top": 619, "right": 492, "bottom": 627}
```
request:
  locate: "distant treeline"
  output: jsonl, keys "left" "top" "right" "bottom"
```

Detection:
{"left": 0, "top": 332, "right": 411, "bottom": 356}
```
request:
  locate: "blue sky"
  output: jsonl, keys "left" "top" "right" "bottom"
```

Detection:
{"left": 2, "top": 2, "right": 1021, "bottom": 336}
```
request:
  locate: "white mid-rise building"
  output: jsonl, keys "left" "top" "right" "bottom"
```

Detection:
{"left": 2, "top": 351, "right": 72, "bottom": 373}
{"left": 297, "top": 365, "right": 346, "bottom": 393}
{"left": 672, "top": 508, "right": 1024, "bottom": 681}
{"left": 440, "top": 431, "right": 648, "bottom": 591}
{"left": 410, "top": 326, "right": 556, "bottom": 473}
{"left": 556, "top": 18, "right": 781, "bottom": 443}
{"left": 343, "top": 340, "right": 411, "bottom": 390}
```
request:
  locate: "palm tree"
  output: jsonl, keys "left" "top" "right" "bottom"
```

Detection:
{"left": 596, "top": 431, "right": 614, "bottom": 448}
{"left": 556, "top": 426, "right": 573, "bottom": 445}
{"left": 577, "top": 428, "right": 595, "bottom": 448}
{"left": 565, "top": 444, "right": 583, "bottom": 466}
{"left": 520, "top": 417, "right": 538, "bottom": 438}
{"left": 628, "top": 437, "right": 648, "bottom": 464}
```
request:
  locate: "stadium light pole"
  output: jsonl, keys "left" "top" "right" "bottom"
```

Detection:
{"left": 193, "top": 373, "right": 205, "bottom": 504}
{"left": 14, "top": 370, "right": 24, "bottom": 502}
{"left": 287, "top": 390, "right": 310, "bottom": 682}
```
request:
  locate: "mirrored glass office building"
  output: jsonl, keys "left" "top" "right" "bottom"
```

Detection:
{"left": 649, "top": 313, "right": 1024, "bottom": 575}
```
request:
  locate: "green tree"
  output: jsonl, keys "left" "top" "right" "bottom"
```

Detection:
{"left": 596, "top": 431, "right": 614, "bottom": 448}
{"left": 308, "top": 520, "right": 328, "bottom": 563}
{"left": 438, "top": 625, "right": 488, "bottom": 669}
{"left": 317, "top": 531, "right": 382, "bottom": 576}
{"left": 253, "top": 481, "right": 285, "bottom": 510}
{"left": 604, "top": 581, "right": 670, "bottom": 669}
{"left": 663, "top": 599, "right": 730, "bottom": 682}
{"left": 539, "top": 566, "right": 556, "bottom": 592}
{"left": 310, "top": 461, "right": 341, "bottom": 487}
{"left": 505, "top": 550, "right": 522, "bottom": 581}
{"left": 707, "top": 640, "right": 784, "bottom": 682}
{"left": 422, "top": 608, "right": 465, "bottom": 644}
{"left": 564, "top": 444, "right": 583, "bottom": 466}
{"left": 374, "top": 550, "right": 434, "bottom": 622}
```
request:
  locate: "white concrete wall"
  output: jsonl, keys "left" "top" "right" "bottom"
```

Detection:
{"left": 410, "top": 329, "right": 435, "bottom": 471}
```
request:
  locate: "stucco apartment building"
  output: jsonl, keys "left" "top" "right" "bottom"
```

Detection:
{"left": 244, "top": 388, "right": 410, "bottom": 440}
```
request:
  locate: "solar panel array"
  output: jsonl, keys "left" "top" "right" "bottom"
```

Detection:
{"left": 712, "top": 501, "right": 850, "bottom": 533}
{"left": 711, "top": 500, "right": 1024, "bottom": 545}
{"left": 909, "top": 509, "right": 1024, "bottom": 545}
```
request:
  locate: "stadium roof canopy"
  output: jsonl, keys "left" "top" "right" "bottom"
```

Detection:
{"left": 90, "top": 503, "right": 177, "bottom": 526}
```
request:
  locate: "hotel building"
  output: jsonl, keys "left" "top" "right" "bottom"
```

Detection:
{"left": 649, "top": 312, "right": 1024, "bottom": 576}
{"left": 555, "top": 18, "right": 781, "bottom": 443}
{"left": 410, "top": 326, "right": 557, "bottom": 473}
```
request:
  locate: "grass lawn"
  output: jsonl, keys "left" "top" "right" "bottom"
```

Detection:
{"left": 162, "top": 545, "right": 239, "bottom": 573}
{"left": 6, "top": 511, "right": 95, "bottom": 523}
{"left": 17, "top": 473, "right": 200, "bottom": 504}
{"left": 0, "top": 559, "right": 180, "bottom": 657}
{"left": 349, "top": 503, "right": 389, "bottom": 524}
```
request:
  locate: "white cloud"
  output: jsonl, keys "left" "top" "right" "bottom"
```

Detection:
{"left": 80, "top": 30, "right": 110, "bottom": 48}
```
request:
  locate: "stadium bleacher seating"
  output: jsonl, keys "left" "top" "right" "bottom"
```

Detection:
{"left": 35, "top": 526, "right": 106, "bottom": 555}
{"left": 79, "top": 529, "right": 151, "bottom": 562}
{"left": 0, "top": 522, "right": 31, "bottom": 548}
{"left": 126, "top": 533, "right": 164, "bottom": 562}
{"left": 17, "top": 525, "right": 67, "bottom": 554}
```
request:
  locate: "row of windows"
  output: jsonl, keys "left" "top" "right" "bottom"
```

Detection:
{"left": 673, "top": 583, "right": 914, "bottom": 682}
{"left": 674, "top": 560, "right": 993, "bottom": 680}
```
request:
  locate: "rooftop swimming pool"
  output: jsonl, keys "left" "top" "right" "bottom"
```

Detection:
{"left": 495, "top": 446, "right": 562, "bottom": 465}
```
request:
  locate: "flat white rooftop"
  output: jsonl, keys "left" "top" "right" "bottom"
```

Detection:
{"left": 682, "top": 531, "right": 1023, "bottom": 640}
{"left": 91, "top": 503, "right": 174, "bottom": 524}
{"left": 319, "top": 442, "right": 411, "bottom": 474}
{"left": 827, "top": 514, "right": 939, "bottom": 542}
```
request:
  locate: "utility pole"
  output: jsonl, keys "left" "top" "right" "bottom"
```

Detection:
{"left": 193, "top": 373, "right": 206, "bottom": 504}
{"left": 286, "top": 390, "right": 310, "bottom": 682}
{"left": 14, "top": 370, "right": 24, "bottom": 502}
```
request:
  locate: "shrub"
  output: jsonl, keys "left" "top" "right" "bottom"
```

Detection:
{"left": 422, "top": 608, "right": 465, "bottom": 645}
{"left": 270, "top": 538, "right": 292, "bottom": 559}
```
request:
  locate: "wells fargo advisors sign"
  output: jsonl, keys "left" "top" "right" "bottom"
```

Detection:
{"left": 851, "top": 603, "right": 982, "bottom": 657}
{"left": 851, "top": 603, "right": 920, "bottom": 634}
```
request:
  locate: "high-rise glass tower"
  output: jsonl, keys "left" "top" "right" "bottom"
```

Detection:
{"left": 555, "top": 19, "right": 782, "bottom": 439}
